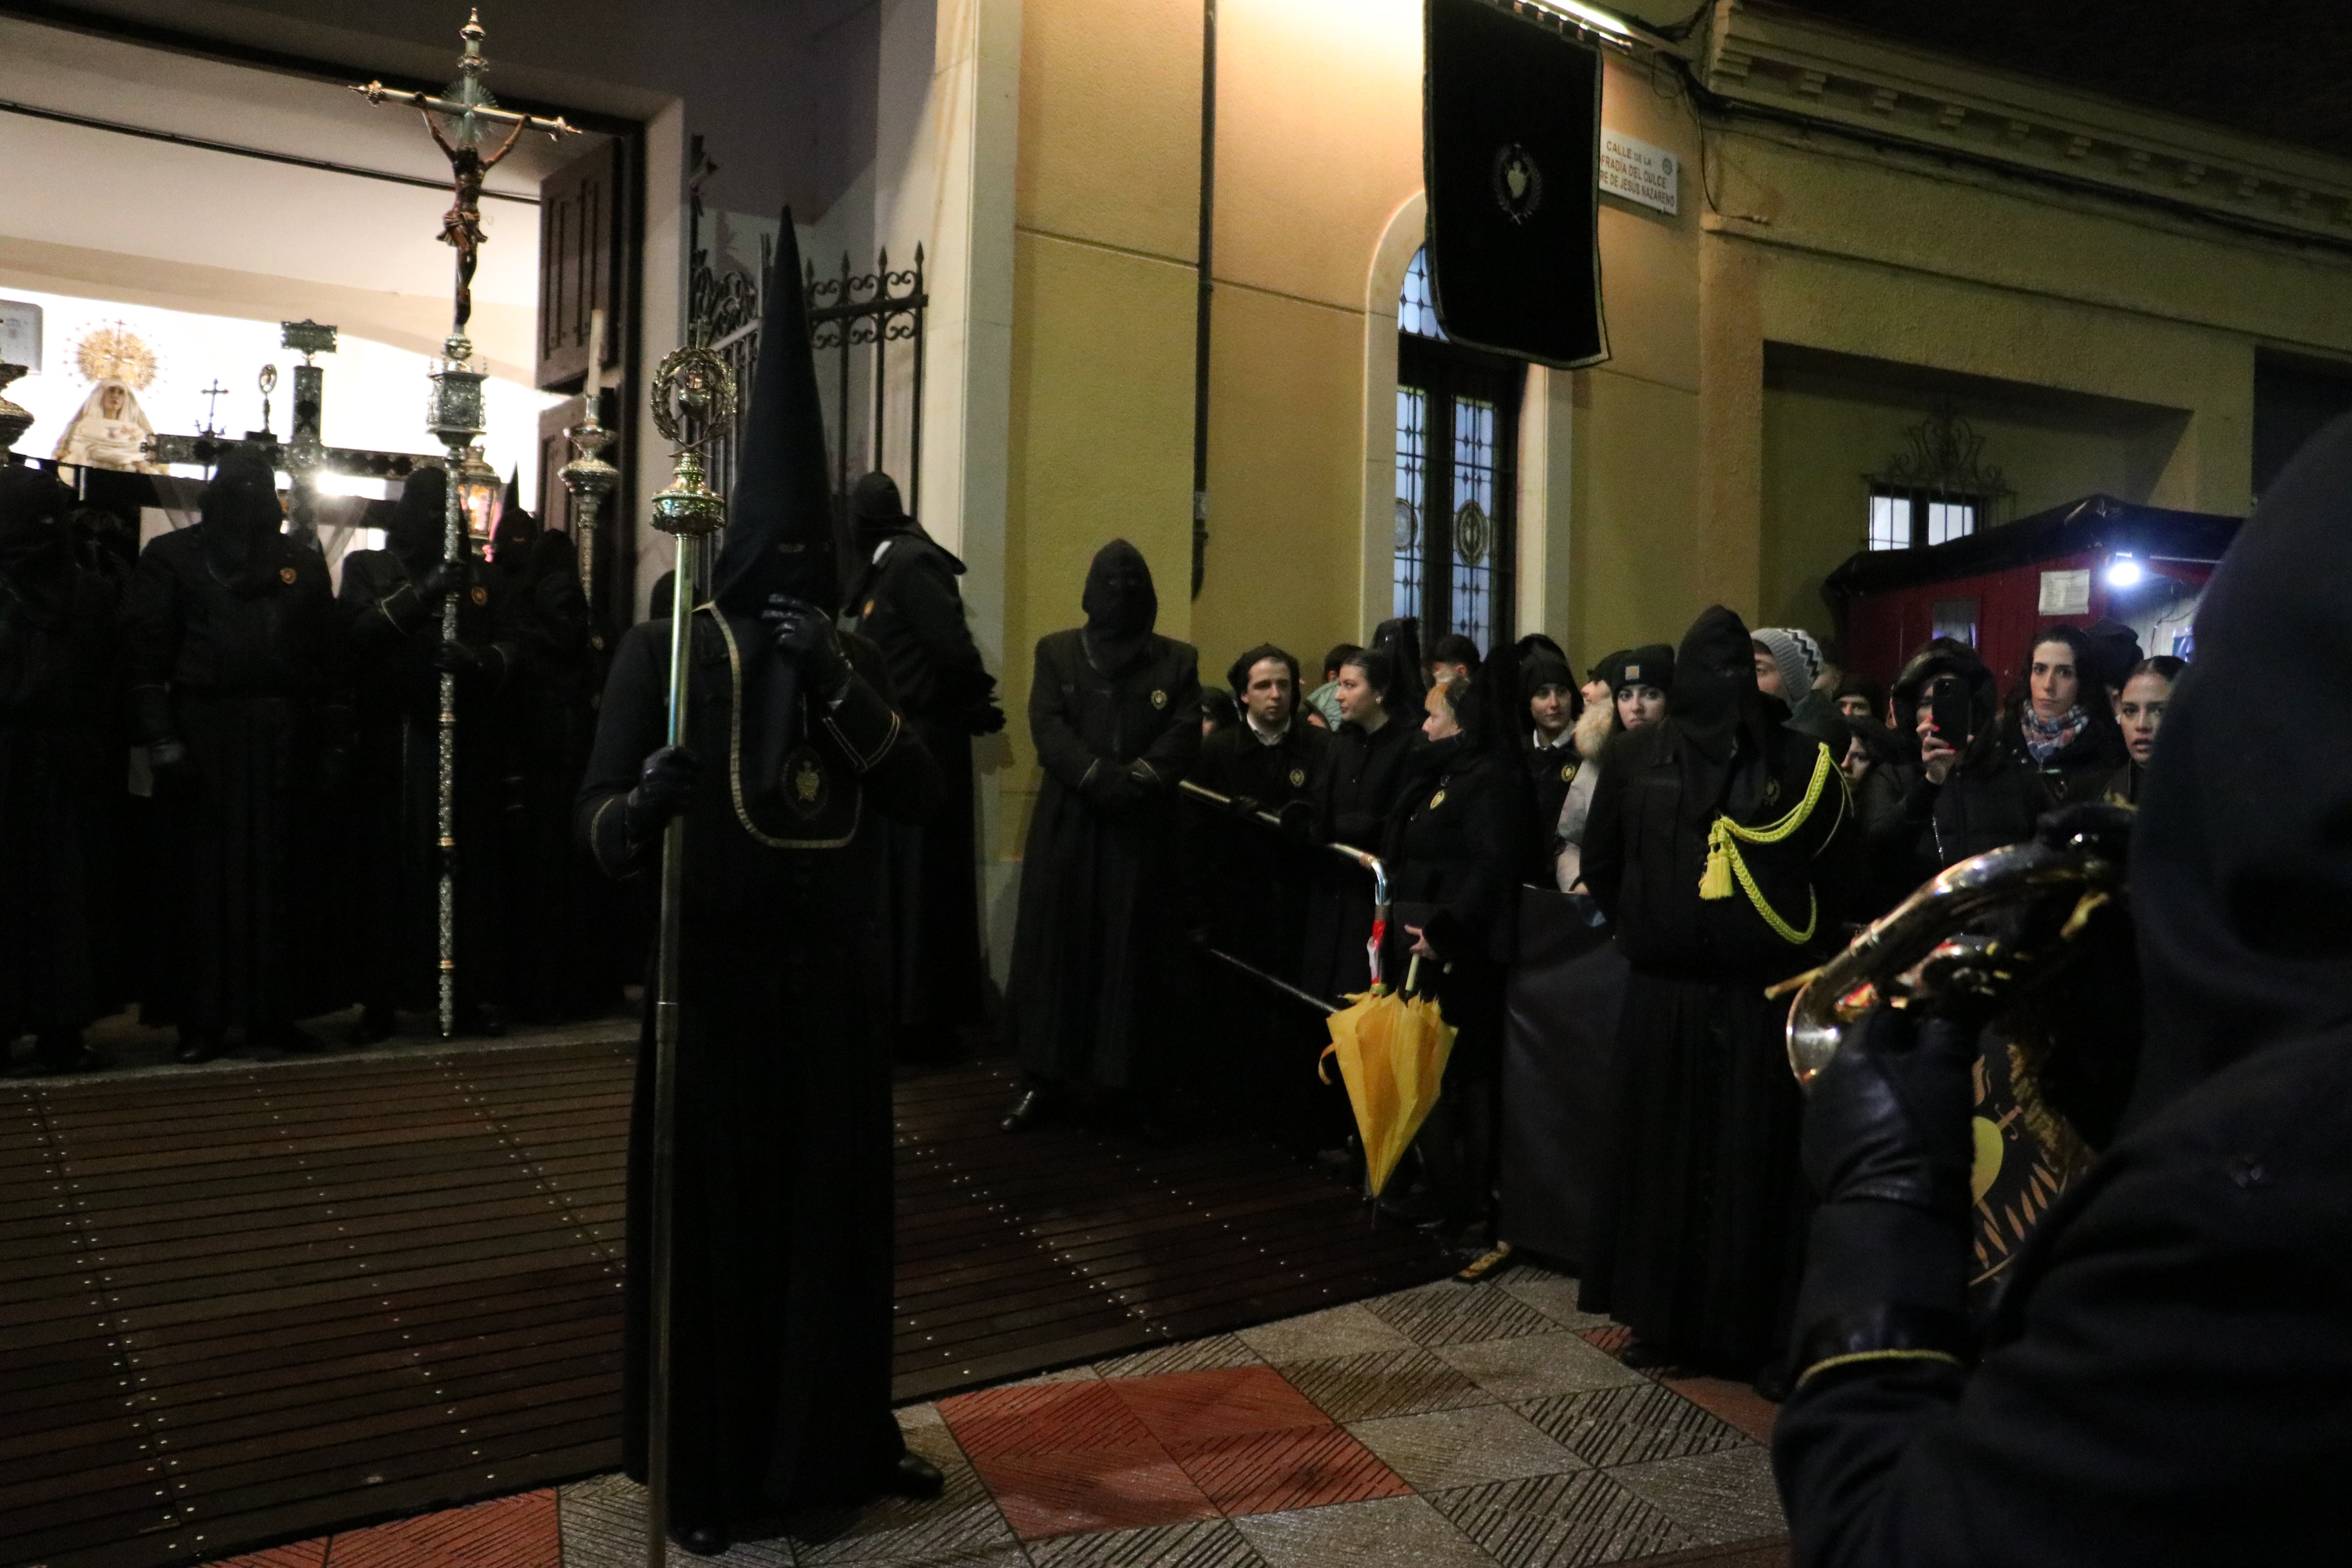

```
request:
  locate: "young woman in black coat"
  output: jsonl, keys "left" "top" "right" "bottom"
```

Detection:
{"left": 1388, "top": 652, "right": 1536, "bottom": 1241}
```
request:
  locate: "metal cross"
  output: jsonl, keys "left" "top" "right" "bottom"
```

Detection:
{"left": 198, "top": 380, "right": 229, "bottom": 436}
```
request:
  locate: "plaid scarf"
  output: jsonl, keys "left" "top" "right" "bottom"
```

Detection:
{"left": 2022, "top": 703, "right": 2087, "bottom": 762}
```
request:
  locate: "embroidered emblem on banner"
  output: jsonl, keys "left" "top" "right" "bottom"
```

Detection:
{"left": 1492, "top": 143, "right": 1544, "bottom": 225}
{"left": 784, "top": 747, "right": 829, "bottom": 820}
{"left": 1151, "top": 689, "right": 1168, "bottom": 710}
{"left": 1290, "top": 768, "right": 1307, "bottom": 788}
{"left": 279, "top": 566, "right": 297, "bottom": 584}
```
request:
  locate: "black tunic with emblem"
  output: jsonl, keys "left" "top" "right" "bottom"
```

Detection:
{"left": 1007, "top": 541, "right": 1201, "bottom": 1092}
{"left": 842, "top": 482, "right": 1002, "bottom": 1046}
{"left": 338, "top": 477, "right": 517, "bottom": 1020}
{"left": 578, "top": 609, "right": 940, "bottom": 1524}
{"left": 1578, "top": 606, "right": 1863, "bottom": 1377}
{"left": 0, "top": 467, "right": 124, "bottom": 1053}
{"left": 120, "top": 454, "right": 347, "bottom": 1040}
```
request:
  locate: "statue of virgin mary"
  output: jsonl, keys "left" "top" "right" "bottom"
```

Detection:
{"left": 54, "top": 378, "right": 159, "bottom": 472}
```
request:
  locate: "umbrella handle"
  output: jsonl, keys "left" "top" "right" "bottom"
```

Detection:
{"left": 1405, "top": 953, "right": 1422, "bottom": 996}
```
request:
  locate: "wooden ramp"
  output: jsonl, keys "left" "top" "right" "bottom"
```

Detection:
{"left": 0, "top": 1039, "right": 1447, "bottom": 1568}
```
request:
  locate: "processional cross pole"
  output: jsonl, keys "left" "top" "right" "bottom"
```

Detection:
{"left": 350, "top": 8, "right": 575, "bottom": 1037}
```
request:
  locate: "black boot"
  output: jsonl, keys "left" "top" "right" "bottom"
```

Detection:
{"left": 1000, "top": 1085, "right": 1055, "bottom": 1133}
{"left": 173, "top": 1030, "right": 222, "bottom": 1065}
{"left": 876, "top": 1451, "right": 945, "bottom": 1500}
{"left": 675, "top": 1523, "right": 730, "bottom": 1557}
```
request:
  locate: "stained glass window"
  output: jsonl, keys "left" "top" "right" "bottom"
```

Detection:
{"left": 1394, "top": 386, "right": 1426, "bottom": 622}
{"left": 1400, "top": 248, "right": 1447, "bottom": 339}
{"left": 1450, "top": 396, "right": 1497, "bottom": 649}
{"left": 1392, "top": 248, "right": 1516, "bottom": 648}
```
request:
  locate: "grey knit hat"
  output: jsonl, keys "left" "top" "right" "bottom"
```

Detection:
{"left": 1752, "top": 626, "right": 1824, "bottom": 698}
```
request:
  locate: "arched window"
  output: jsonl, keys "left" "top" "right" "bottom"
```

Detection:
{"left": 1392, "top": 247, "right": 1519, "bottom": 651}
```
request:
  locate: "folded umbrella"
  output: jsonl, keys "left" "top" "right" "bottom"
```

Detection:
{"left": 1318, "top": 958, "right": 1458, "bottom": 1199}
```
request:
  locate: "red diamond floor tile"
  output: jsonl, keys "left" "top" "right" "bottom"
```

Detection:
{"left": 1660, "top": 1375, "right": 1780, "bottom": 1445}
{"left": 938, "top": 1378, "right": 1161, "bottom": 1459}
{"left": 316, "top": 1488, "right": 560, "bottom": 1568}
{"left": 1169, "top": 1423, "right": 1413, "bottom": 1515}
{"left": 1580, "top": 1324, "right": 1635, "bottom": 1356}
{"left": 1108, "top": 1365, "right": 1333, "bottom": 1447}
{"left": 971, "top": 1445, "right": 1223, "bottom": 1540}
{"left": 202, "top": 1544, "right": 327, "bottom": 1568}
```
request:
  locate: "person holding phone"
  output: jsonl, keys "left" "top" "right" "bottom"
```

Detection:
{"left": 1864, "top": 638, "right": 2040, "bottom": 900}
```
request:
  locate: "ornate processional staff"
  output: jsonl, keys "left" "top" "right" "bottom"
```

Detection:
{"left": 350, "top": 9, "right": 576, "bottom": 1035}
{"left": 641, "top": 343, "right": 735, "bottom": 1568}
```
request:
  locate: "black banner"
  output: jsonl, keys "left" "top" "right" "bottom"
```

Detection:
{"left": 1424, "top": 0, "right": 1609, "bottom": 368}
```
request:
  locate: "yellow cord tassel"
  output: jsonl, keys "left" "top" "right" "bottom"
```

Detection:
{"left": 1700, "top": 830, "right": 1736, "bottom": 900}
{"left": 1695, "top": 743, "right": 1841, "bottom": 944}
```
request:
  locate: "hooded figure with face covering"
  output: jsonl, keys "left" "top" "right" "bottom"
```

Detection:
{"left": 1000, "top": 539, "right": 1201, "bottom": 1133}
{"left": 484, "top": 483, "right": 614, "bottom": 1021}
{"left": 1769, "top": 420, "right": 2352, "bottom": 1565}
{"left": 841, "top": 469, "right": 1003, "bottom": 1060}
{"left": 338, "top": 464, "right": 519, "bottom": 1040}
{"left": 1578, "top": 605, "right": 1863, "bottom": 1389}
{"left": 1, "top": 465, "right": 122, "bottom": 1073}
{"left": 122, "top": 446, "right": 346, "bottom": 1060}
{"left": 574, "top": 212, "right": 942, "bottom": 1553}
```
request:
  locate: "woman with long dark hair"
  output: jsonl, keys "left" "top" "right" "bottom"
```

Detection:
{"left": 2105, "top": 654, "right": 2185, "bottom": 804}
{"left": 2003, "top": 624, "right": 2127, "bottom": 807}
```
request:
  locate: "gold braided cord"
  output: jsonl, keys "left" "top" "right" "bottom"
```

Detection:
{"left": 1796, "top": 1347, "right": 1966, "bottom": 1388}
{"left": 1700, "top": 742, "right": 1839, "bottom": 945}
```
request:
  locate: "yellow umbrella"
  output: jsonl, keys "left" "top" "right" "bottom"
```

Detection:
{"left": 1318, "top": 959, "right": 1458, "bottom": 1198}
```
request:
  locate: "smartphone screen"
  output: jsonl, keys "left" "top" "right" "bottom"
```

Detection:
{"left": 1929, "top": 682, "right": 1973, "bottom": 752}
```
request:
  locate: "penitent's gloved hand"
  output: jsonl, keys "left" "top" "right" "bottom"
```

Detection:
{"left": 761, "top": 595, "right": 852, "bottom": 701}
{"left": 623, "top": 745, "right": 700, "bottom": 845}
{"left": 415, "top": 558, "right": 462, "bottom": 602}
{"left": 1789, "top": 1004, "right": 1978, "bottom": 1387}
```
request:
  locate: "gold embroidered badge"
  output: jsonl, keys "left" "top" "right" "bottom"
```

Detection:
{"left": 470, "top": 585, "right": 488, "bottom": 606}
{"left": 1561, "top": 762, "right": 1576, "bottom": 782}
{"left": 1430, "top": 789, "right": 1447, "bottom": 809}
{"left": 1150, "top": 690, "right": 1167, "bottom": 710}
{"left": 1289, "top": 768, "right": 1307, "bottom": 788}
{"left": 279, "top": 566, "right": 297, "bottom": 584}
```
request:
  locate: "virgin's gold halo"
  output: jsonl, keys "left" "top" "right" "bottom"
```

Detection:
{"left": 74, "top": 323, "right": 159, "bottom": 390}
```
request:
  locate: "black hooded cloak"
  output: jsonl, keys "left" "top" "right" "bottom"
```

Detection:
{"left": 120, "top": 448, "right": 345, "bottom": 1042}
{"left": 1578, "top": 605, "right": 1862, "bottom": 1376}
{"left": 841, "top": 470, "right": 1003, "bottom": 1052}
{"left": 337, "top": 465, "right": 517, "bottom": 1022}
{"left": 0, "top": 466, "right": 123, "bottom": 1060}
{"left": 577, "top": 208, "right": 943, "bottom": 1532}
{"left": 1005, "top": 540, "right": 1201, "bottom": 1091}
{"left": 1772, "top": 416, "right": 2352, "bottom": 1567}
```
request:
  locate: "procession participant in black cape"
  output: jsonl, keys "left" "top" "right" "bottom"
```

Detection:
{"left": 842, "top": 470, "right": 1004, "bottom": 1062}
{"left": 1517, "top": 635, "right": 1583, "bottom": 878}
{"left": 577, "top": 217, "right": 945, "bottom": 1552}
{"left": 1771, "top": 418, "right": 2352, "bottom": 1568}
{"left": 0, "top": 467, "right": 120, "bottom": 1073}
{"left": 122, "top": 448, "right": 347, "bottom": 1060}
{"left": 338, "top": 465, "right": 516, "bottom": 1040}
{"left": 1001, "top": 540, "right": 1201, "bottom": 1133}
{"left": 1298, "top": 621, "right": 1425, "bottom": 1002}
{"left": 1579, "top": 605, "right": 1862, "bottom": 1389}
{"left": 486, "top": 488, "right": 616, "bottom": 1021}
{"left": 1387, "top": 649, "right": 1537, "bottom": 1240}
{"left": 1186, "top": 642, "right": 1327, "bottom": 1140}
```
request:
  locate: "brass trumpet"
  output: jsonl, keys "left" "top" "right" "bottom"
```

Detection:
{"left": 1784, "top": 806, "right": 2138, "bottom": 1292}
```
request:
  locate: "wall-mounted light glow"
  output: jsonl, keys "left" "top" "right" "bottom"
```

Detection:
{"left": 2107, "top": 555, "right": 2144, "bottom": 590}
{"left": 1523, "top": 0, "right": 1639, "bottom": 43}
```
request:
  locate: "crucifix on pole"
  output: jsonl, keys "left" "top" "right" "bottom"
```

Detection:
{"left": 350, "top": 7, "right": 577, "bottom": 1036}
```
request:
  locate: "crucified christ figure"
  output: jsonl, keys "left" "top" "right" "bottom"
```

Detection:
{"left": 425, "top": 109, "right": 530, "bottom": 335}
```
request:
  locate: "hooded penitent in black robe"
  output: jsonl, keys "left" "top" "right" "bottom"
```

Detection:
{"left": 122, "top": 450, "right": 347, "bottom": 1049}
{"left": 1772, "top": 417, "right": 2352, "bottom": 1566}
{"left": 1007, "top": 540, "right": 1201, "bottom": 1093}
{"left": 581, "top": 210, "right": 943, "bottom": 1537}
{"left": 0, "top": 467, "right": 122, "bottom": 1067}
{"left": 339, "top": 467, "right": 516, "bottom": 1028}
{"left": 488, "top": 499, "right": 617, "bottom": 1021}
{"left": 1579, "top": 605, "right": 1862, "bottom": 1378}
{"left": 842, "top": 470, "right": 1004, "bottom": 1055}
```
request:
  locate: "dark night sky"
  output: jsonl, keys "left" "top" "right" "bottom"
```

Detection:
{"left": 1770, "top": 0, "right": 2352, "bottom": 161}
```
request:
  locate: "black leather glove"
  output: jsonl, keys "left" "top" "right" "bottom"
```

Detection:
{"left": 1276, "top": 799, "right": 1318, "bottom": 842}
{"left": 1225, "top": 793, "right": 1263, "bottom": 820}
{"left": 760, "top": 596, "right": 852, "bottom": 701}
{"left": 1790, "top": 1005, "right": 1977, "bottom": 1383}
{"left": 623, "top": 745, "right": 699, "bottom": 844}
{"left": 965, "top": 697, "right": 1007, "bottom": 737}
{"left": 1081, "top": 759, "right": 1140, "bottom": 814}
{"left": 1126, "top": 759, "right": 1160, "bottom": 792}
{"left": 148, "top": 737, "right": 192, "bottom": 795}
{"left": 432, "top": 639, "right": 488, "bottom": 675}
{"left": 416, "top": 558, "right": 461, "bottom": 601}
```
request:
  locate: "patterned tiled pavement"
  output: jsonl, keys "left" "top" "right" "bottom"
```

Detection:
{"left": 199, "top": 1265, "right": 1784, "bottom": 1568}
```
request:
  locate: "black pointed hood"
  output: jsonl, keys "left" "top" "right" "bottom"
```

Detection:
{"left": 491, "top": 470, "right": 538, "bottom": 574}
{"left": 713, "top": 210, "right": 835, "bottom": 616}
{"left": 1670, "top": 605, "right": 1760, "bottom": 764}
{"left": 0, "top": 465, "right": 73, "bottom": 580}
{"left": 1370, "top": 616, "right": 1428, "bottom": 720}
{"left": 388, "top": 465, "right": 447, "bottom": 572}
{"left": 1080, "top": 539, "right": 1158, "bottom": 673}
{"left": 2128, "top": 412, "right": 2352, "bottom": 1126}
{"left": 198, "top": 448, "right": 284, "bottom": 591}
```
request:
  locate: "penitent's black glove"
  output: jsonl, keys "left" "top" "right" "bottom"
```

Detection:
{"left": 415, "top": 558, "right": 462, "bottom": 602}
{"left": 623, "top": 745, "right": 700, "bottom": 844}
{"left": 1081, "top": 759, "right": 1141, "bottom": 814}
{"left": 760, "top": 595, "right": 852, "bottom": 701}
{"left": 1789, "top": 1004, "right": 1978, "bottom": 1386}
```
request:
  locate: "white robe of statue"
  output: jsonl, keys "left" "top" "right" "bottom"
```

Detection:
{"left": 53, "top": 379, "right": 159, "bottom": 471}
